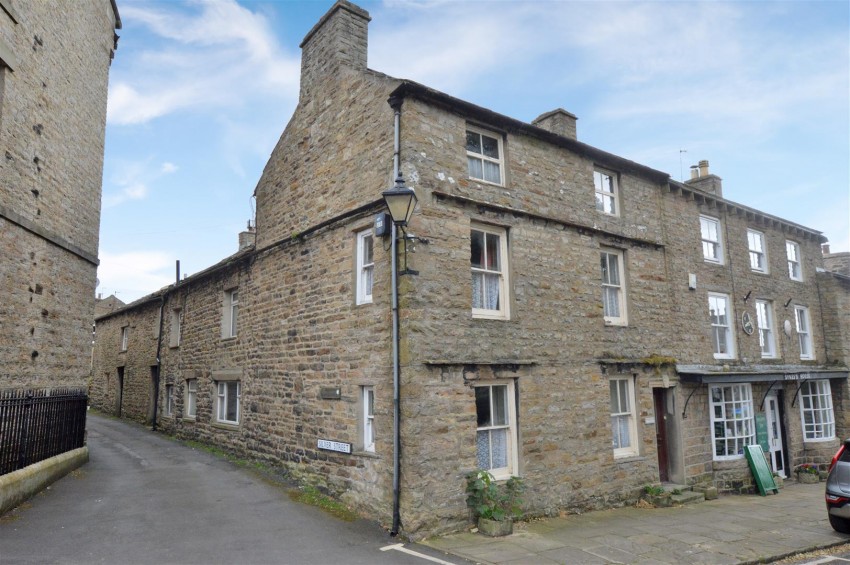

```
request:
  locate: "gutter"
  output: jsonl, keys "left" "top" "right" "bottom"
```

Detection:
{"left": 388, "top": 80, "right": 670, "bottom": 185}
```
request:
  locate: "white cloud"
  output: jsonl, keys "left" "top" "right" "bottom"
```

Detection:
{"left": 107, "top": 0, "right": 300, "bottom": 126}
{"left": 103, "top": 157, "right": 177, "bottom": 208}
{"left": 97, "top": 250, "right": 176, "bottom": 302}
{"left": 371, "top": 1, "right": 847, "bottom": 136}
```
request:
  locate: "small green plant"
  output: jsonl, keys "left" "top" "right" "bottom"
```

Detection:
{"left": 642, "top": 484, "right": 665, "bottom": 496}
{"left": 795, "top": 463, "right": 820, "bottom": 475}
{"left": 465, "top": 470, "right": 524, "bottom": 522}
{"left": 289, "top": 486, "right": 357, "bottom": 522}
{"left": 671, "top": 488, "right": 682, "bottom": 496}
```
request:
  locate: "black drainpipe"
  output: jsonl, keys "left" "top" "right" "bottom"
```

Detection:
{"left": 152, "top": 260, "right": 179, "bottom": 431}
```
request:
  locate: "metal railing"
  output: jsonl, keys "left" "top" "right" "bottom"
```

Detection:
{"left": 0, "top": 388, "right": 87, "bottom": 475}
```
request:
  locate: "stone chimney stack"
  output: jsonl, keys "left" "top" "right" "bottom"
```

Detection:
{"left": 238, "top": 221, "right": 256, "bottom": 251}
{"left": 532, "top": 109, "right": 578, "bottom": 140}
{"left": 684, "top": 159, "right": 723, "bottom": 197}
{"left": 298, "top": 1, "right": 371, "bottom": 102}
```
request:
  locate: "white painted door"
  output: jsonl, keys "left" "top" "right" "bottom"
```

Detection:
{"left": 764, "top": 393, "right": 786, "bottom": 478}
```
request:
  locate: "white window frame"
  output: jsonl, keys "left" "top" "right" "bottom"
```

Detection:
{"left": 474, "top": 380, "right": 518, "bottom": 480}
{"left": 708, "top": 293, "right": 735, "bottom": 359}
{"left": 356, "top": 229, "right": 374, "bottom": 305}
{"left": 466, "top": 126, "right": 504, "bottom": 186}
{"left": 185, "top": 379, "right": 197, "bottom": 419}
{"left": 362, "top": 386, "right": 375, "bottom": 452}
{"left": 165, "top": 384, "right": 174, "bottom": 417}
{"left": 699, "top": 215, "right": 724, "bottom": 264}
{"left": 747, "top": 229, "right": 768, "bottom": 273}
{"left": 222, "top": 289, "right": 238, "bottom": 339}
{"left": 755, "top": 300, "right": 776, "bottom": 359}
{"left": 601, "top": 249, "right": 627, "bottom": 326}
{"left": 471, "top": 224, "right": 510, "bottom": 320}
{"left": 215, "top": 380, "right": 241, "bottom": 425}
{"left": 120, "top": 326, "right": 129, "bottom": 351}
{"left": 610, "top": 377, "right": 638, "bottom": 458}
{"left": 795, "top": 305, "right": 813, "bottom": 360}
{"left": 800, "top": 380, "right": 835, "bottom": 442}
{"left": 786, "top": 240, "right": 802, "bottom": 281}
{"left": 709, "top": 383, "right": 755, "bottom": 461}
{"left": 169, "top": 308, "right": 182, "bottom": 348}
{"left": 594, "top": 169, "right": 619, "bottom": 216}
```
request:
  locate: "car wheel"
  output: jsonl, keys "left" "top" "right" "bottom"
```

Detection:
{"left": 829, "top": 515, "right": 850, "bottom": 534}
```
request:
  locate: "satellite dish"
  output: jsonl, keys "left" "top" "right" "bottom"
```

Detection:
{"left": 783, "top": 319, "right": 793, "bottom": 337}
{"left": 95, "top": 278, "right": 100, "bottom": 288}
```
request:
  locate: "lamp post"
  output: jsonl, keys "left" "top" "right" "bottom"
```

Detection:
{"left": 381, "top": 174, "right": 416, "bottom": 536}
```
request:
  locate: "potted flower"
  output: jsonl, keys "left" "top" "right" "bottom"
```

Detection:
{"left": 795, "top": 463, "right": 821, "bottom": 484}
{"left": 465, "top": 470, "right": 524, "bottom": 537}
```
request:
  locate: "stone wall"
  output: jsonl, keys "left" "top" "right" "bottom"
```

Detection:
{"left": 1, "top": 1, "right": 117, "bottom": 389}
{"left": 88, "top": 0, "right": 847, "bottom": 540}
{"left": 825, "top": 252, "right": 850, "bottom": 276}
{"left": 254, "top": 1, "right": 399, "bottom": 248}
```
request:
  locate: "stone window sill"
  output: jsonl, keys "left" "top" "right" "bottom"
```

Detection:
{"left": 212, "top": 422, "right": 240, "bottom": 431}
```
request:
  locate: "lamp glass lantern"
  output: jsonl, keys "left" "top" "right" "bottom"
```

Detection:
{"left": 382, "top": 175, "right": 417, "bottom": 226}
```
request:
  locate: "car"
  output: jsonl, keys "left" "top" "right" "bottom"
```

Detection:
{"left": 826, "top": 438, "right": 850, "bottom": 534}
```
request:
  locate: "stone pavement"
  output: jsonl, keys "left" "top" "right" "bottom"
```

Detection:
{"left": 424, "top": 482, "right": 847, "bottom": 564}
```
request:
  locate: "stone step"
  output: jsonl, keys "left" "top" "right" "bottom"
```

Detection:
{"left": 661, "top": 484, "right": 692, "bottom": 493}
{"left": 671, "top": 490, "right": 706, "bottom": 505}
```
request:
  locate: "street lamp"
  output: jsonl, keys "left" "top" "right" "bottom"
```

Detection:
{"left": 381, "top": 174, "right": 417, "bottom": 226}
{"left": 381, "top": 173, "right": 416, "bottom": 537}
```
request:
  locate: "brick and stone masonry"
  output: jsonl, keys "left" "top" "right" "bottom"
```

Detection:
{"left": 90, "top": 0, "right": 848, "bottom": 539}
{"left": 1, "top": 1, "right": 119, "bottom": 389}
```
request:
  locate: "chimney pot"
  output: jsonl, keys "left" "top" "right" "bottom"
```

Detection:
{"left": 690, "top": 165, "right": 700, "bottom": 180}
{"left": 698, "top": 160, "right": 709, "bottom": 177}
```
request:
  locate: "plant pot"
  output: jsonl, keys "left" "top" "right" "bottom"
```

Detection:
{"left": 478, "top": 517, "right": 513, "bottom": 537}
{"left": 797, "top": 472, "right": 819, "bottom": 484}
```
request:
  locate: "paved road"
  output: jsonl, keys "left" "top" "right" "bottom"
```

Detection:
{"left": 0, "top": 413, "right": 460, "bottom": 565}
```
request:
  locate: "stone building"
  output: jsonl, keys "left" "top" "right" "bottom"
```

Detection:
{"left": 1, "top": 0, "right": 120, "bottom": 389}
{"left": 90, "top": 1, "right": 848, "bottom": 539}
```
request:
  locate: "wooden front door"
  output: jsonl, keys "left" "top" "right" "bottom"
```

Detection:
{"left": 653, "top": 388, "right": 670, "bottom": 483}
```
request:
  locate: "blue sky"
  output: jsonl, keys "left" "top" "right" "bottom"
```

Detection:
{"left": 99, "top": 0, "right": 850, "bottom": 303}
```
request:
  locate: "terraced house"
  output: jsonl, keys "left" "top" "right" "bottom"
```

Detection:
{"left": 90, "top": 0, "right": 849, "bottom": 539}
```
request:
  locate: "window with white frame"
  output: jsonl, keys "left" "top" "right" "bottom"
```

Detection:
{"left": 356, "top": 229, "right": 374, "bottom": 305}
{"left": 185, "top": 379, "right": 197, "bottom": 419}
{"left": 169, "top": 308, "right": 181, "bottom": 348}
{"left": 795, "top": 305, "right": 813, "bottom": 359}
{"left": 594, "top": 169, "right": 619, "bottom": 216}
{"left": 610, "top": 377, "right": 637, "bottom": 458}
{"left": 362, "top": 386, "right": 375, "bottom": 452}
{"left": 466, "top": 127, "right": 503, "bottom": 185}
{"left": 800, "top": 380, "right": 835, "bottom": 441}
{"left": 747, "top": 229, "right": 768, "bottom": 273}
{"left": 474, "top": 381, "right": 518, "bottom": 479}
{"left": 700, "top": 215, "right": 723, "bottom": 264}
{"left": 215, "top": 380, "right": 240, "bottom": 425}
{"left": 165, "top": 384, "right": 174, "bottom": 417}
{"left": 471, "top": 225, "right": 510, "bottom": 319}
{"left": 786, "top": 240, "right": 802, "bottom": 281}
{"left": 222, "top": 289, "right": 238, "bottom": 339}
{"left": 755, "top": 300, "right": 776, "bottom": 358}
{"left": 120, "top": 326, "right": 129, "bottom": 351}
{"left": 708, "top": 293, "right": 735, "bottom": 359}
{"left": 709, "top": 384, "right": 755, "bottom": 460}
{"left": 601, "top": 249, "right": 627, "bottom": 325}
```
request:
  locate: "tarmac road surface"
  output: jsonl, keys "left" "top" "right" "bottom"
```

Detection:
{"left": 0, "top": 412, "right": 462, "bottom": 565}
